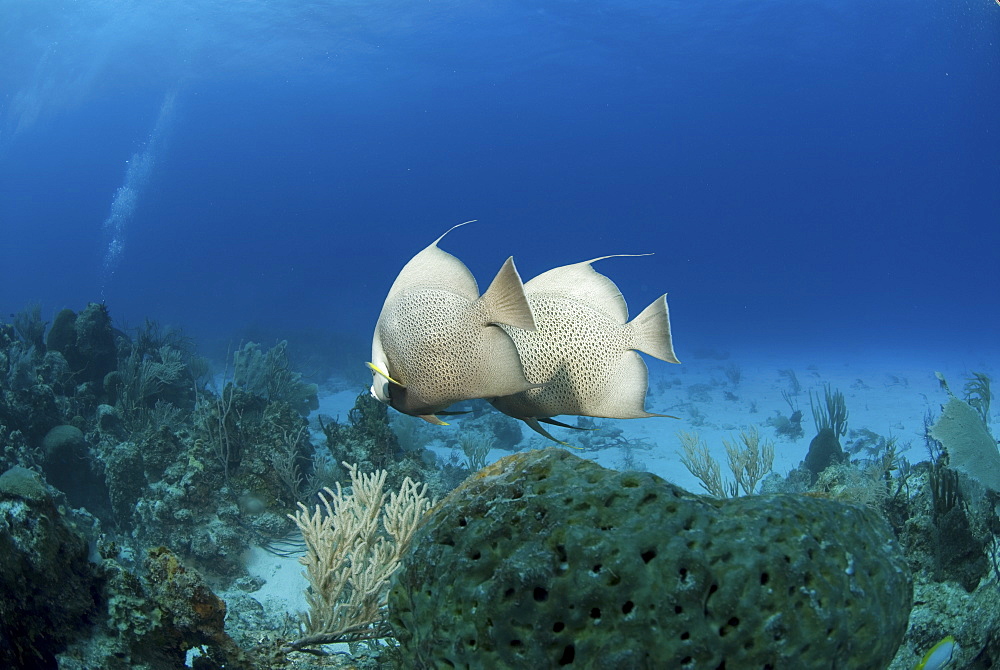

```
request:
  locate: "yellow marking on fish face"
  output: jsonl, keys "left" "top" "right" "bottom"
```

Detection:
{"left": 366, "top": 361, "right": 402, "bottom": 386}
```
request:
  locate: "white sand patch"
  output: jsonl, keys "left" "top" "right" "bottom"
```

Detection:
{"left": 239, "top": 545, "right": 353, "bottom": 656}
{"left": 243, "top": 545, "right": 308, "bottom": 616}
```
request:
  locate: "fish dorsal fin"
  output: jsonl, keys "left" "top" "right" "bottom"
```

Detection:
{"left": 430, "top": 219, "right": 477, "bottom": 247}
{"left": 478, "top": 256, "right": 537, "bottom": 332}
{"left": 524, "top": 255, "right": 650, "bottom": 323}
{"left": 385, "top": 222, "right": 480, "bottom": 305}
{"left": 627, "top": 295, "right": 681, "bottom": 364}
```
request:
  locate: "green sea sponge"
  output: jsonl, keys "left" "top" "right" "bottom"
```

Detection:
{"left": 389, "top": 448, "right": 912, "bottom": 669}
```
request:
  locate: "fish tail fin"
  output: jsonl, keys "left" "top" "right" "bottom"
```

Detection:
{"left": 629, "top": 294, "right": 680, "bottom": 363}
{"left": 480, "top": 256, "right": 537, "bottom": 332}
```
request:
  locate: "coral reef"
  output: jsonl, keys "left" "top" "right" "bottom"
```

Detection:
{"left": 321, "top": 391, "right": 403, "bottom": 472}
{"left": 884, "top": 459, "right": 1000, "bottom": 669}
{"left": 320, "top": 391, "right": 464, "bottom": 501}
{"left": 3, "top": 303, "right": 998, "bottom": 668}
{"left": 803, "top": 427, "right": 846, "bottom": 481}
{"left": 764, "top": 396, "right": 1000, "bottom": 668}
{"left": 64, "top": 542, "right": 253, "bottom": 668}
{"left": 1, "top": 307, "right": 327, "bottom": 582}
{"left": 0, "top": 460, "right": 250, "bottom": 667}
{"left": 0, "top": 466, "right": 100, "bottom": 667}
{"left": 233, "top": 340, "right": 319, "bottom": 417}
{"left": 46, "top": 303, "right": 118, "bottom": 388}
{"left": 931, "top": 395, "right": 1000, "bottom": 493}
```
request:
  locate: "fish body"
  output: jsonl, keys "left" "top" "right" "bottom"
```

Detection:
{"left": 914, "top": 635, "right": 957, "bottom": 670}
{"left": 370, "top": 223, "right": 537, "bottom": 423}
{"left": 490, "top": 255, "right": 679, "bottom": 441}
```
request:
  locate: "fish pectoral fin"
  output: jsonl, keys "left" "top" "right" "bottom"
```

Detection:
{"left": 436, "top": 410, "right": 472, "bottom": 416}
{"left": 524, "top": 418, "right": 583, "bottom": 449}
{"left": 419, "top": 414, "right": 450, "bottom": 426}
{"left": 538, "top": 417, "right": 598, "bottom": 432}
{"left": 366, "top": 361, "right": 405, "bottom": 387}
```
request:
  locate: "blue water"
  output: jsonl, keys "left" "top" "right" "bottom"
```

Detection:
{"left": 2, "top": 0, "right": 998, "bottom": 366}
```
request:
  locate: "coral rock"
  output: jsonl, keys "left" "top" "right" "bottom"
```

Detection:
{"left": 389, "top": 448, "right": 912, "bottom": 669}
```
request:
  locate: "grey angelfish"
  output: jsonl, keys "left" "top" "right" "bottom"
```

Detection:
{"left": 369, "top": 221, "right": 538, "bottom": 424}
{"left": 490, "top": 255, "right": 680, "bottom": 443}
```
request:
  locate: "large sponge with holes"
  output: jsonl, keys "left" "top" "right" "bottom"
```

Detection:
{"left": 388, "top": 447, "right": 911, "bottom": 669}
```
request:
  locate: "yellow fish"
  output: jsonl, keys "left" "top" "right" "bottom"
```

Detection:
{"left": 914, "top": 635, "right": 957, "bottom": 670}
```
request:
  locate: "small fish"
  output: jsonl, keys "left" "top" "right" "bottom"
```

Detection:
{"left": 914, "top": 635, "right": 958, "bottom": 670}
{"left": 369, "top": 222, "right": 537, "bottom": 424}
{"left": 490, "top": 255, "right": 680, "bottom": 443}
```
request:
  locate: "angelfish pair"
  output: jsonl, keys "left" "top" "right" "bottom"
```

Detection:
{"left": 368, "top": 221, "right": 681, "bottom": 444}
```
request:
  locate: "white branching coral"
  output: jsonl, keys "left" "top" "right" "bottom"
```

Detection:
{"left": 723, "top": 426, "right": 775, "bottom": 496}
{"left": 677, "top": 427, "right": 774, "bottom": 498}
{"left": 677, "top": 430, "right": 726, "bottom": 497}
{"left": 284, "top": 462, "right": 433, "bottom": 654}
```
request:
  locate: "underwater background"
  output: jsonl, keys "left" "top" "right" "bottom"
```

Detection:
{"left": 2, "top": 0, "right": 1000, "bottom": 669}
{"left": 3, "top": 0, "right": 998, "bottom": 361}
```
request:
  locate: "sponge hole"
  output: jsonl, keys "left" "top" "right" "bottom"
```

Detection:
{"left": 558, "top": 645, "right": 575, "bottom": 665}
